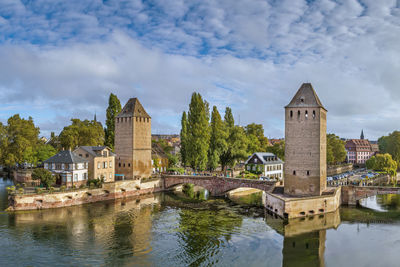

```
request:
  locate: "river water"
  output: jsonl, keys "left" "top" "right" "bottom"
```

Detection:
{"left": 1, "top": 177, "right": 400, "bottom": 267}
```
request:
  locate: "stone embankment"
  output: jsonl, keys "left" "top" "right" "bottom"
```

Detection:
{"left": 7, "top": 179, "right": 163, "bottom": 211}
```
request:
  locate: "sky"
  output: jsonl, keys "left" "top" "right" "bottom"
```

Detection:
{"left": 1, "top": 0, "right": 400, "bottom": 140}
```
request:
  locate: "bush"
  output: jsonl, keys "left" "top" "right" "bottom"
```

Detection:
{"left": 49, "top": 187, "right": 55, "bottom": 194}
{"left": 87, "top": 178, "right": 103, "bottom": 188}
{"left": 18, "top": 188, "right": 24, "bottom": 195}
{"left": 32, "top": 168, "right": 55, "bottom": 189}
{"left": 167, "top": 167, "right": 185, "bottom": 174}
{"left": 89, "top": 182, "right": 95, "bottom": 188}
{"left": 79, "top": 184, "right": 85, "bottom": 189}
{"left": 60, "top": 185, "right": 66, "bottom": 192}
{"left": 35, "top": 187, "right": 43, "bottom": 194}
{"left": 6, "top": 186, "right": 16, "bottom": 195}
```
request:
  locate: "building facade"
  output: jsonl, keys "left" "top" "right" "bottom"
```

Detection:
{"left": 44, "top": 150, "right": 88, "bottom": 187}
{"left": 345, "top": 139, "right": 374, "bottom": 165}
{"left": 151, "top": 142, "right": 169, "bottom": 173}
{"left": 284, "top": 83, "right": 327, "bottom": 196}
{"left": 245, "top": 152, "right": 283, "bottom": 180}
{"left": 74, "top": 146, "right": 115, "bottom": 182}
{"left": 115, "top": 98, "right": 152, "bottom": 179}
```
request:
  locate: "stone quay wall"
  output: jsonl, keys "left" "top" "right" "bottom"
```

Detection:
{"left": 7, "top": 179, "right": 163, "bottom": 211}
{"left": 265, "top": 187, "right": 341, "bottom": 219}
{"left": 327, "top": 164, "right": 353, "bottom": 177}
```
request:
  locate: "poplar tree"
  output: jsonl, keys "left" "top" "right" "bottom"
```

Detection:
{"left": 220, "top": 107, "right": 248, "bottom": 171}
{"left": 180, "top": 111, "right": 188, "bottom": 167}
{"left": 186, "top": 93, "right": 210, "bottom": 170}
{"left": 105, "top": 93, "right": 122, "bottom": 149}
{"left": 208, "top": 106, "right": 227, "bottom": 170}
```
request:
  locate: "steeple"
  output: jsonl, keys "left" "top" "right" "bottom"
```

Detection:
{"left": 94, "top": 112, "right": 97, "bottom": 122}
{"left": 360, "top": 129, "right": 364, "bottom": 140}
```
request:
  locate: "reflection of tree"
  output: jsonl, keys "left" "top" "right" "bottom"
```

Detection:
{"left": 282, "top": 230, "right": 326, "bottom": 267}
{"left": 176, "top": 202, "right": 243, "bottom": 266}
{"left": 377, "top": 194, "right": 400, "bottom": 211}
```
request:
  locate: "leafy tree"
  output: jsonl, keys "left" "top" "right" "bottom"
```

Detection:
{"left": 220, "top": 109, "right": 248, "bottom": 171}
{"left": 32, "top": 168, "right": 55, "bottom": 189}
{"left": 208, "top": 106, "right": 228, "bottom": 170}
{"left": 245, "top": 123, "right": 269, "bottom": 154}
{"left": 36, "top": 144, "right": 57, "bottom": 163}
{"left": 0, "top": 115, "right": 40, "bottom": 167}
{"left": 180, "top": 111, "right": 188, "bottom": 167}
{"left": 167, "top": 153, "right": 179, "bottom": 168}
{"left": 266, "top": 141, "right": 285, "bottom": 161}
{"left": 379, "top": 131, "right": 400, "bottom": 166}
{"left": 186, "top": 93, "right": 210, "bottom": 170}
{"left": 366, "top": 153, "right": 397, "bottom": 177}
{"left": 105, "top": 93, "right": 122, "bottom": 150}
{"left": 59, "top": 118, "right": 104, "bottom": 149}
{"left": 326, "top": 134, "right": 346, "bottom": 165}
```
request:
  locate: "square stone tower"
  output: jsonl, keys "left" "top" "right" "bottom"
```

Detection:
{"left": 284, "top": 83, "right": 327, "bottom": 196}
{"left": 115, "top": 98, "right": 152, "bottom": 179}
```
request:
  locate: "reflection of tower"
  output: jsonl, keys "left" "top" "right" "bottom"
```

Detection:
{"left": 282, "top": 230, "right": 326, "bottom": 267}
{"left": 284, "top": 83, "right": 327, "bottom": 196}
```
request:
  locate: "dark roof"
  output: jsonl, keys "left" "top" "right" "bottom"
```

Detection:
{"left": 152, "top": 143, "right": 168, "bottom": 159}
{"left": 44, "top": 150, "right": 88, "bottom": 164}
{"left": 285, "top": 83, "right": 326, "bottom": 111}
{"left": 245, "top": 152, "right": 284, "bottom": 165}
{"left": 77, "top": 146, "right": 114, "bottom": 157}
{"left": 117, "top": 98, "right": 151, "bottom": 118}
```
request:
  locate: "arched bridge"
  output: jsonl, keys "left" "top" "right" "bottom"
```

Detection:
{"left": 342, "top": 186, "right": 400, "bottom": 205}
{"left": 162, "top": 175, "right": 277, "bottom": 196}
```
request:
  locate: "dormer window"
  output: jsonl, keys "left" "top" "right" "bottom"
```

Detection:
{"left": 300, "top": 97, "right": 305, "bottom": 102}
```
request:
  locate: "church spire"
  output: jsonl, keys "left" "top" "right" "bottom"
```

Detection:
{"left": 94, "top": 112, "right": 97, "bottom": 122}
{"left": 360, "top": 129, "right": 364, "bottom": 140}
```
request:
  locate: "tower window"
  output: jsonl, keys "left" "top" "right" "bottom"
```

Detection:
{"left": 313, "top": 110, "right": 316, "bottom": 119}
{"left": 305, "top": 110, "right": 308, "bottom": 118}
{"left": 300, "top": 97, "right": 305, "bottom": 102}
{"left": 290, "top": 110, "right": 293, "bottom": 118}
{"left": 307, "top": 170, "right": 310, "bottom": 176}
{"left": 293, "top": 170, "right": 296, "bottom": 175}
{"left": 297, "top": 110, "right": 300, "bottom": 118}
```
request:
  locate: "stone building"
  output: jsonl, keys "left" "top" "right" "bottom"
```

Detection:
{"left": 44, "top": 150, "right": 88, "bottom": 187}
{"left": 245, "top": 152, "right": 284, "bottom": 180}
{"left": 74, "top": 146, "right": 115, "bottom": 182}
{"left": 114, "top": 98, "right": 152, "bottom": 179}
{"left": 345, "top": 139, "right": 374, "bottom": 165}
{"left": 284, "top": 83, "right": 327, "bottom": 196}
{"left": 151, "top": 142, "right": 169, "bottom": 173}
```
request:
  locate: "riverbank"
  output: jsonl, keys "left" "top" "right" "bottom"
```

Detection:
{"left": 7, "top": 179, "right": 163, "bottom": 211}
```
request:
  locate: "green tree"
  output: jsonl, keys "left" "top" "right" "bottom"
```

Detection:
{"left": 105, "top": 93, "right": 122, "bottom": 150}
{"left": 36, "top": 144, "right": 57, "bottom": 163}
{"left": 59, "top": 118, "right": 104, "bottom": 149}
{"left": 326, "top": 134, "right": 346, "bottom": 165}
{"left": 220, "top": 108, "right": 248, "bottom": 171}
{"left": 180, "top": 111, "right": 188, "bottom": 167}
{"left": 186, "top": 93, "right": 210, "bottom": 170}
{"left": 245, "top": 123, "right": 269, "bottom": 154}
{"left": 366, "top": 153, "right": 397, "bottom": 177}
{"left": 32, "top": 168, "right": 56, "bottom": 189}
{"left": 266, "top": 141, "right": 285, "bottom": 161}
{"left": 0, "top": 115, "right": 40, "bottom": 167}
{"left": 207, "top": 106, "right": 228, "bottom": 170}
{"left": 167, "top": 154, "right": 179, "bottom": 168}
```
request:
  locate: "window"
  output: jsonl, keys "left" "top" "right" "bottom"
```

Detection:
{"left": 290, "top": 110, "right": 293, "bottom": 118}
{"left": 293, "top": 170, "right": 296, "bottom": 175}
{"left": 307, "top": 170, "right": 310, "bottom": 176}
{"left": 313, "top": 110, "right": 316, "bottom": 119}
{"left": 74, "top": 174, "right": 78, "bottom": 181}
{"left": 109, "top": 161, "right": 112, "bottom": 167}
{"left": 128, "top": 163, "right": 131, "bottom": 167}
{"left": 103, "top": 151, "right": 108, "bottom": 157}
{"left": 86, "top": 154, "right": 89, "bottom": 158}
{"left": 297, "top": 110, "right": 300, "bottom": 118}
{"left": 79, "top": 154, "right": 82, "bottom": 157}
{"left": 103, "top": 161, "right": 107, "bottom": 168}
{"left": 109, "top": 173, "right": 112, "bottom": 179}
{"left": 123, "top": 163, "right": 125, "bottom": 167}
{"left": 97, "top": 162, "right": 101, "bottom": 169}
{"left": 305, "top": 110, "right": 308, "bottom": 118}
{"left": 119, "top": 163, "right": 121, "bottom": 167}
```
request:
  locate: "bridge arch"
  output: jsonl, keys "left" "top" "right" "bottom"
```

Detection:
{"left": 163, "top": 175, "right": 276, "bottom": 197}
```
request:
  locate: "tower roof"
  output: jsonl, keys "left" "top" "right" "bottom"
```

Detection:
{"left": 117, "top": 98, "right": 151, "bottom": 118}
{"left": 285, "top": 83, "right": 326, "bottom": 111}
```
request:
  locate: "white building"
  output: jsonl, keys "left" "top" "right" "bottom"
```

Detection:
{"left": 44, "top": 150, "right": 88, "bottom": 187}
{"left": 245, "top": 152, "right": 284, "bottom": 180}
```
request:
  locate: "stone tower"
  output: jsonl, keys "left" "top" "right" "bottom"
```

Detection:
{"left": 115, "top": 98, "right": 152, "bottom": 179}
{"left": 284, "top": 83, "right": 327, "bottom": 196}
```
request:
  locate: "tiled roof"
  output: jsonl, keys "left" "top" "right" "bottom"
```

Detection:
{"left": 78, "top": 146, "right": 115, "bottom": 157}
{"left": 345, "top": 139, "right": 372, "bottom": 151}
{"left": 44, "top": 150, "right": 88, "bottom": 164}
{"left": 285, "top": 83, "right": 326, "bottom": 111}
{"left": 117, "top": 98, "right": 151, "bottom": 118}
{"left": 152, "top": 143, "right": 168, "bottom": 159}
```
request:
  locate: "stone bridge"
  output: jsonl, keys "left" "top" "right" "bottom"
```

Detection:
{"left": 162, "top": 175, "right": 277, "bottom": 196}
{"left": 342, "top": 185, "right": 400, "bottom": 205}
